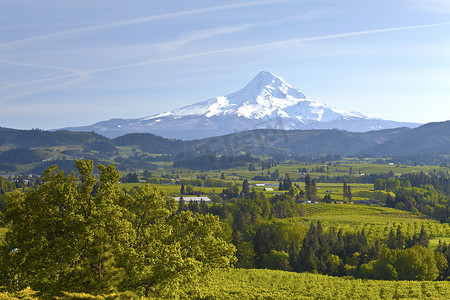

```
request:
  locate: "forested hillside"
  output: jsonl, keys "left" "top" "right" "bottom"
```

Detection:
{"left": 0, "top": 121, "right": 449, "bottom": 173}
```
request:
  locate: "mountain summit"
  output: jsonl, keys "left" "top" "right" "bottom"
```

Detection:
{"left": 64, "top": 71, "right": 419, "bottom": 139}
{"left": 148, "top": 71, "right": 356, "bottom": 122}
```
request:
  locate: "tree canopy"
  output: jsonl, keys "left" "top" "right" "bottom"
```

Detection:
{"left": 0, "top": 160, "right": 236, "bottom": 298}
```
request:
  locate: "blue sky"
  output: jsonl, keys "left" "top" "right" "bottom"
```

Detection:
{"left": 1, "top": 0, "right": 449, "bottom": 130}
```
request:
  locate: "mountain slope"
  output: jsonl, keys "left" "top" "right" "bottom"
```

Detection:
{"left": 63, "top": 72, "right": 419, "bottom": 139}
{"left": 181, "top": 127, "right": 412, "bottom": 157}
{"left": 361, "top": 121, "right": 450, "bottom": 156}
{"left": 1, "top": 120, "right": 449, "bottom": 173}
{"left": 0, "top": 127, "right": 110, "bottom": 149}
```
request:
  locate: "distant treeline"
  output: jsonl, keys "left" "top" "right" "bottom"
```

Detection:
{"left": 174, "top": 153, "right": 260, "bottom": 170}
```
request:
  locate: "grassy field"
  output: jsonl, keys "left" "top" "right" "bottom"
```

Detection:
{"left": 124, "top": 179, "right": 375, "bottom": 200}
{"left": 163, "top": 162, "right": 450, "bottom": 181}
{"left": 429, "top": 237, "right": 450, "bottom": 252}
{"left": 199, "top": 268, "right": 450, "bottom": 299}
{"left": 282, "top": 204, "right": 450, "bottom": 243}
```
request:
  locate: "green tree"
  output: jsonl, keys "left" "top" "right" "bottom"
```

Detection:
{"left": 185, "top": 184, "right": 194, "bottom": 195}
{"left": 0, "top": 160, "right": 236, "bottom": 298}
{"left": 241, "top": 179, "right": 250, "bottom": 197}
{"left": 346, "top": 184, "right": 352, "bottom": 202}
{"left": 322, "top": 194, "right": 332, "bottom": 203}
{"left": 270, "top": 169, "right": 280, "bottom": 181}
{"left": 374, "top": 178, "right": 385, "bottom": 191}
{"left": 305, "top": 173, "right": 312, "bottom": 199}
{"left": 374, "top": 245, "right": 438, "bottom": 281}
{"left": 260, "top": 250, "right": 291, "bottom": 271}
{"left": 0, "top": 160, "right": 124, "bottom": 295}
{"left": 283, "top": 173, "right": 292, "bottom": 191}
{"left": 288, "top": 185, "right": 299, "bottom": 197}
{"left": 118, "top": 186, "right": 236, "bottom": 297}
{"left": 343, "top": 181, "right": 352, "bottom": 202}
{"left": 180, "top": 183, "right": 185, "bottom": 194}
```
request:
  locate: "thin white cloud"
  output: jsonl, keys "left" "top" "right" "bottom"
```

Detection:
{"left": 88, "top": 21, "right": 450, "bottom": 74}
{"left": 0, "top": 75, "right": 88, "bottom": 101}
{"left": 156, "top": 11, "right": 328, "bottom": 53}
{"left": 404, "top": 0, "right": 450, "bottom": 13}
{"left": 0, "top": 59, "right": 89, "bottom": 100}
{"left": 0, "top": 59, "right": 89, "bottom": 90}
{"left": 156, "top": 24, "right": 255, "bottom": 53}
{"left": 2, "top": 21, "right": 449, "bottom": 101}
{"left": 0, "top": 0, "right": 289, "bottom": 50}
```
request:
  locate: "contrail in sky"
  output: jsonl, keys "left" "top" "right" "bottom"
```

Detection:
{"left": 0, "top": 0, "right": 287, "bottom": 49}
{"left": 2, "top": 21, "right": 449, "bottom": 101}
{"left": 87, "top": 21, "right": 450, "bottom": 74}
{"left": 0, "top": 59, "right": 88, "bottom": 90}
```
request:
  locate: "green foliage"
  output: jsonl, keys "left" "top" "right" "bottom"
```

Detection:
{"left": 179, "top": 178, "right": 203, "bottom": 187}
{"left": 0, "top": 177, "right": 16, "bottom": 193}
{"left": 434, "top": 240, "right": 450, "bottom": 280}
{"left": 203, "top": 177, "right": 232, "bottom": 188}
{"left": 270, "top": 194, "right": 305, "bottom": 219}
{"left": 120, "top": 172, "right": 139, "bottom": 183}
{"left": 353, "top": 190, "right": 394, "bottom": 202}
{"left": 118, "top": 186, "right": 237, "bottom": 297}
{"left": 0, "top": 160, "right": 236, "bottom": 298}
{"left": 296, "top": 221, "right": 375, "bottom": 276}
{"left": 0, "top": 287, "right": 39, "bottom": 299}
{"left": 260, "top": 250, "right": 290, "bottom": 270}
{"left": 146, "top": 177, "right": 172, "bottom": 184}
{"left": 373, "top": 245, "right": 439, "bottom": 281}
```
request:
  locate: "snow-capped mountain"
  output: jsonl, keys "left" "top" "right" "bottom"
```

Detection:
{"left": 64, "top": 71, "right": 419, "bottom": 139}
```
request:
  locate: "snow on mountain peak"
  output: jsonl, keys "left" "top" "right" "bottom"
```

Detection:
{"left": 65, "top": 71, "right": 420, "bottom": 140}
{"left": 144, "top": 71, "right": 363, "bottom": 124}
{"left": 229, "top": 71, "right": 307, "bottom": 106}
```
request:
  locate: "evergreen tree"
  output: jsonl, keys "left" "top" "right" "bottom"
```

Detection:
{"left": 386, "top": 193, "right": 395, "bottom": 207}
{"left": 242, "top": 179, "right": 250, "bottom": 197}
{"left": 347, "top": 184, "right": 352, "bottom": 202}
{"left": 396, "top": 225, "right": 405, "bottom": 249}
{"left": 387, "top": 228, "right": 396, "bottom": 249}
{"left": 283, "top": 173, "right": 292, "bottom": 191}
{"left": 323, "top": 194, "right": 332, "bottom": 203}
{"left": 342, "top": 181, "right": 352, "bottom": 202}
{"left": 311, "top": 178, "right": 317, "bottom": 197}
{"left": 418, "top": 226, "right": 430, "bottom": 248}
{"left": 305, "top": 173, "right": 312, "bottom": 199}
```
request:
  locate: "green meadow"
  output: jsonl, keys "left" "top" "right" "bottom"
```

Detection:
{"left": 200, "top": 268, "right": 450, "bottom": 299}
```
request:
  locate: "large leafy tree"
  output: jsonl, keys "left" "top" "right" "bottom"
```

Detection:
{"left": 0, "top": 160, "right": 126, "bottom": 294}
{"left": 373, "top": 245, "right": 438, "bottom": 281}
{"left": 117, "top": 185, "right": 236, "bottom": 298}
{"left": 0, "top": 160, "right": 236, "bottom": 298}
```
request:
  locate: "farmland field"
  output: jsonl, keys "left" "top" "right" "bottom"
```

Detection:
{"left": 140, "top": 161, "right": 450, "bottom": 181}
{"left": 199, "top": 268, "right": 450, "bottom": 299}
{"left": 281, "top": 204, "right": 450, "bottom": 243}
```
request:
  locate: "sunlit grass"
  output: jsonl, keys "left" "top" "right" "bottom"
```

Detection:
{"left": 199, "top": 268, "right": 450, "bottom": 299}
